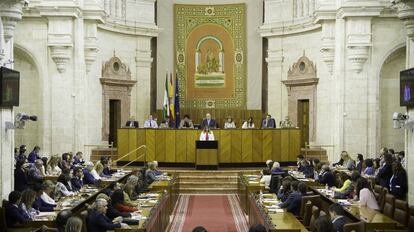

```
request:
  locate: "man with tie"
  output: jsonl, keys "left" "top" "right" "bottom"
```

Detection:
{"left": 143, "top": 115, "right": 158, "bottom": 128}
{"left": 125, "top": 116, "right": 139, "bottom": 128}
{"left": 199, "top": 127, "right": 215, "bottom": 141}
{"left": 261, "top": 114, "right": 276, "bottom": 129}
{"left": 200, "top": 113, "right": 217, "bottom": 129}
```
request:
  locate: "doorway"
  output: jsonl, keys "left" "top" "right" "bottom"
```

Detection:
{"left": 109, "top": 99, "right": 121, "bottom": 147}
{"left": 298, "top": 99, "right": 309, "bottom": 148}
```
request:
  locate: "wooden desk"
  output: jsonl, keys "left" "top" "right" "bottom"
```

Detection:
{"left": 117, "top": 128, "right": 301, "bottom": 164}
{"left": 237, "top": 174, "right": 266, "bottom": 216}
{"left": 248, "top": 193, "right": 308, "bottom": 232}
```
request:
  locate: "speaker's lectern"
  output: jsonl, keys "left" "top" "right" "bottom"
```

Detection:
{"left": 195, "top": 140, "right": 218, "bottom": 170}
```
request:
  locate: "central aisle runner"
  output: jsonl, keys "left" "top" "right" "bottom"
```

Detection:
{"left": 168, "top": 194, "right": 249, "bottom": 232}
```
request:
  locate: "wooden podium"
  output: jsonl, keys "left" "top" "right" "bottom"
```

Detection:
{"left": 195, "top": 141, "right": 218, "bottom": 170}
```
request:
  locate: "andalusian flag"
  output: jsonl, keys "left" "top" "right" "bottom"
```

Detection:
{"left": 163, "top": 72, "right": 170, "bottom": 118}
{"left": 174, "top": 72, "right": 180, "bottom": 128}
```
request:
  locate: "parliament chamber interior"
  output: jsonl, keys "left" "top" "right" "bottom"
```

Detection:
{"left": 1, "top": 0, "right": 414, "bottom": 232}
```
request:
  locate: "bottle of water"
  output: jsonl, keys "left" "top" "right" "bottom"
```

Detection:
{"left": 259, "top": 190, "right": 263, "bottom": 203}
{"left": 325, "top": 184, "right": 329, "bottom": 190}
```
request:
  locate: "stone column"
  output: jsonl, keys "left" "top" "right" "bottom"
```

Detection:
{"left": 134, "top": 37, "right": 153, "bottom": 122}
{"left": 0, "top": 0, "right": 25, "bottom": 203}
{"left": 266, "top": 38, "right": 285, "bottom": 121}
{"left": 393, "top": 0, "right": 414, "bottom": 205}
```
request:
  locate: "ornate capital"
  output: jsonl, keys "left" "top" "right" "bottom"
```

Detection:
{"left": 346, "top": 19, "right": 372, "bottom": 73}
{"left": 392, "top": 0, "right": 414, "bottom": 40}
{"left": 266, "top": 49, "right": 284, "bottom": 66}
{"left": 320, "top": 21, "right": 335, "bottom": 75}
{"left": 0, "top": 0, "right": 25, "bottom": 43}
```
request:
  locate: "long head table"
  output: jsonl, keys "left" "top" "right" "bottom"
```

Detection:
{"left": 117, "top": 128, "right": 301, "bottom": 164}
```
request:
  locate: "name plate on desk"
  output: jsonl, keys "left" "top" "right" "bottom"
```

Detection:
{"left": 196, "top": 140, "right": 218, "bottom": 149}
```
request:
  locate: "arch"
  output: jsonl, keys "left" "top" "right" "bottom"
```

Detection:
{"left": 196, "top": 36, "right": 224, "bottom": 51}
{"left": 13, "top": 43, "right": 44, "bottom": 80}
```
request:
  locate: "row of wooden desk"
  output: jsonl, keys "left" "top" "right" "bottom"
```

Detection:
{"left": 19, "top": 170, "right": 179, "bottom": 232}
{"left": 237, "top": 169, "right": 402, "bottom": 232}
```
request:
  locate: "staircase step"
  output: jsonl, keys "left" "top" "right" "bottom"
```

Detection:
{"left": 180, "top": 187, "right": 238, "bottom": 194}
{"left": 179, "top": 175, "right": 238, "bottom": 180}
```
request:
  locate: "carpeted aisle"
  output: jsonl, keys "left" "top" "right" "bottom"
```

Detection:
{"left": 168, "top": 194, "right": 249, "bottom": 232}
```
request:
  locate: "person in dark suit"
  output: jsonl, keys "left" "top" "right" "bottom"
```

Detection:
{"left": 200, "top": 113, "right": 217, "bottom": 129}
{"left": 27, "top": 159, "right": 44, "bottom": 186}
{"left": 125, "top": 116, "right": 139, "bottom": 128}
{"left": 72, "top": 152, "right": 85, "bottom": 166}
{"left": 83, "top": 162, "right": 99, "bottom": 185}
{"left": 27, "top": 146, "right": 41, "bottom": 163}
{"left": 15, "top": 145, "right": 27, "bottom": 163}
{"left": 329, "top": 203, "right": 349, "bottom": 232}
{"left": 389, "top": 162, "right": 408, "bottom": 200}
{"left": 71, "top": 167, "right": 84, "bottom": 191}
{"left": 261, "top": 114, "right": 276, "bottom": 129}
{"left": 32, "top": 183, "right": 57, "bottom": 212}
{"left": 376, "top": 153, "right": 393, "bottom": 189}
{"left": 87, "top": 198, "right": 127, "bottom": 231}
{"left": 5, "top": 191, "right": 30, "bottom": 227}
{"left": 279, "top": 182, "right": 307, "bottom": 216}
{"left": 14, "top": 160, "right": 29, "bottom": 192}
{"left": 317, "top": 165, "right": 335, "bottom": 187}
{"left": 300, "top": 160, "right": 314, "bottom": 178}
{"left": 356, "top": 154, "right": 364, "bottom": 173}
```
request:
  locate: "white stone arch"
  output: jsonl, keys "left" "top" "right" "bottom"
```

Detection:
{"left": 12, "top": 43, "right": 45, "bottom": 153}
{"left": 376, "top": 42, "right": 407, "bottom": 152}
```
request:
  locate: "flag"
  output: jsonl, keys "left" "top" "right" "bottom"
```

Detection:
{"left": 169, "top": 72, "right": 175, "bottom": 120}
{"left": 163, "top": 72, "right": 170, "bottom": 119}
{"left": 174, "top": 72, "right": 180, "bottom": 128}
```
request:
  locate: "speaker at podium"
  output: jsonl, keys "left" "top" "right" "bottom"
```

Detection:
{"left": 195, "top": 140, "right": 218, "bottom": 170}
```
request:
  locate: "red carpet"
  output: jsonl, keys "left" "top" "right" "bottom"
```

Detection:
{"left": 168, "top": 194, "right": 249, "bottom": 232}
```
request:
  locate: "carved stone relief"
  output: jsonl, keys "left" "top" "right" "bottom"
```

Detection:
{"left": 282, "top": 54, "right": 318, "bottom": 142}
{"left": 100, "top": 54, "right": 136, "bottom": 141}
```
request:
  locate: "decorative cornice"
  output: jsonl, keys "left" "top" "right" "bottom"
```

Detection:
{"left": 337, "top": 1, "right": 387, "bottom": 19}
{"left": 100, "top": 78, "right": 137, "bottom": 87}
{"left": 392, "top": 0, "right": 414, "bottom": 40}
{"left": 0, "top": 0, "right": 25, "bottom": 42}
{"left": 266, "top": 50, "right": 284, "bottom": 66}
{"left": 259, "top": 19, "right": 321, "bottom": 37}
{"left": 98, "top": 20, "right": 161, "bottom": 37}
{"left": 282, "top": 78, "right": 319, "bottom": 87}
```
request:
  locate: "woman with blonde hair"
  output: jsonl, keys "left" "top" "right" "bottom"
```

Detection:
{"left": 20, "top": 189, "right": 38, "bottom": 219}
{"left": 65, "top": 216, "right": 83, "bottom": 232}
{"left": 122, "top": 175, "right": 139, "bottom": 207}
{"left": 46, "top": 154, "right": 62, "bottom": 175}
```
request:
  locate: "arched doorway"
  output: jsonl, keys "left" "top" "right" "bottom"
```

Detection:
{"left": 380, "top": 46, "right": 406, "bottom": 151}
{"left": 13, "top": 47, "right": 41, "bottom": 151}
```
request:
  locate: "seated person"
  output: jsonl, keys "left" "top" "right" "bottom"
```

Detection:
{"left": 5, "top": 191, "right": 30, "bottom": 227}
{"left": 199, "top": 127, "right": 215, "bottom": 141}
{"left": 55, "top": 210, "right": 73, "bottom": 232}
{"left": 159, "top": 116, "right": 174, "bottom": 128}
{"left": 279, "top": 182, "right": 307, "bottom": 216}
{"left": 32, "top": 182, "right": 58, "bottom": 212}
{"left": 262, "top": 160, "right": 273, "bottom": 175}
{"left": 110, "top": 189, "right": 139, "bottom": 213}
{"left": 71, "top": 167, "right": 84, "bottom": 191}
{"left": 354, "top": 178, "right": 380, "bottom": 210}
{"left": 333, "top": 151, "right": 345, "bottom": 167}
{"left": 83, "top": 162, "right": 100, "bottom": 185}
{"left": 125, "top": 116, "right": 139, "bottom": 128}
{"left": 28, "top": 146, "right": 41, "bottom": 163}
{"left": 333, "top": 172, "right": 353, "bottom": 199}
{"left": 143, "top": 114, "right": 158, "bottom": 128}
{"left": 19, "top": 189, "right": 38, "bottom": 220}
{"left": 341, "top": 151, "right": 355, "bottom": 170}
{"left": 363, "top": 159, "right": 375, "bottom": 176}
{"left": 270, "top": 162, "right": 285, "bottom": 175}
{"left": 96, "top": 157, "right": 112, "bottom": 177}
{"left": 242, "top": 117, "right": 255, "bottom": 129}
{"left": 60, "top": 153, "right": 72, "bottom": 172}
{"left": 315, "top": 215, "right": 334, "bottom": 232}
{"left": 200, "top": 113, "right": 217, "bottom": 129}
{"left": 279, "top": 116, "right": 293, "bottom": 128}
{"left": 72, "top": 151, "right": 85, "bottom": 166}
{"left": 296, "top": 154, "right": 305, "bottom": 171}
{"left": 122, "top": 176, "right": 140, "bottom": 205}
{"left": 277, "top": 179, "right": 292, "bottom": 202}
{"left": 224, "top": 116, "right": 236, "bottom": 129}
{"left": 55, "top": 173, "right": 75, "bottom": 199}
{"left": 145, "top": 162, "right": 159, "bottom": 184}
{"left": 329, "top": 203, "right": 349, "bottom": 232}
{"left": 389, "top": 162, "right": 408, "bottom": 200}
{"left": 261, "top": 114, "right": 276, "bottom": 129}
{"left": 152, "top": 161, "right": 164, "bottom": 176}
{"left": 300, "top": 160, "right": 314, "bottom": 178}
{"left": 356, "top": 154, "right": 364, "bottom": 173}
{"left": 317, "top": 165, "right": 335, "bottom": 187}
{"left": 104, "top": 194, "right": 132, "bottom": 220}
{"left": 46, "top": 154, "right": 62, "bottom": 176}
{"left": 27, "top": 159, "right": 45, "bottom": 186}
{"left": 179, "top": 114, "right": 194, "bottom": 129}
{"left": 87, "top": 198, "right": 129, "bottom": 231}
{"left": 14, "top": 159, "right": 29, "bottom": 192}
